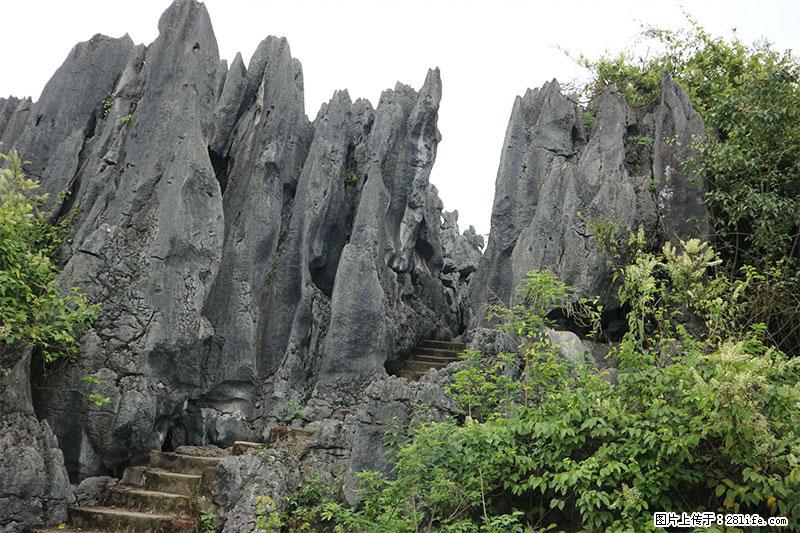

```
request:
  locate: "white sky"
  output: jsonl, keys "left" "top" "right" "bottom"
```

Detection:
{"left": 1, "top": 1, "right": 798, "bottom": 236}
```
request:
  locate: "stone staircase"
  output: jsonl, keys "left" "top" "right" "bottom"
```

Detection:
{"left": 36, "top": 449, "right": 225, "bottom": 533}
{"left": 398, "top": 339, "right": 466, "bottom": 381}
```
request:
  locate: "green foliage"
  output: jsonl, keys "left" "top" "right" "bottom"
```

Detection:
{"left": 344, "top": 168, "right": 360, "bottom": 186}
{"left": 255, "top": 495, "right": 283, "bottom": 532}
{"left": 579, "top": 21, "right": 800, "bottom": 353}
{"left": 577, "top": 51, "right": 663, "bottom": 107}
{"left": 286, "top": 399, "right": 303, "bottom": 420}
{"left": 288, "top": 241, "right": 800, "bottom": 531}
{"left": 120, "top": 113, "right": 134, "bottom": 125}
{"left": 101, "top": 92, "right": 114, "bottom": 118}
{"left": 86, "top": 393, "right": 111, "bottom": 407}
{"left": 200, "top": 507, "right": 215, "bottom": 533}
{"left": 580, "top": 108, "right": 596, "bottom": 133}
{"left": 0, "top": 150, "right": 97, "bottom": 362}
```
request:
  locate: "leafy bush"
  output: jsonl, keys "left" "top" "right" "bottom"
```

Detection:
{"left": 0, "top": 150, "right": 97, "bottom": 362}
{"left": 286, "top": 240, "right": 800, "bottom": 531}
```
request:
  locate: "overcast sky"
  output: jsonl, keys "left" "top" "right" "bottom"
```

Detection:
{"left": 1, "top": 1, "right": 798, "bottom": 235}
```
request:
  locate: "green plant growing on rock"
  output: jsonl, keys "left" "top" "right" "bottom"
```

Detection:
{"left": 344, "top": 168, "right": 360, "bottom": 186}
{"left": 255, "top": 495, "right": 283, "bottom": 532}
{"left": 82, "top": 375, "right": 111, "bottom": 407}
{"left": 200, "top": 507, "right": 215, "bottom": 533}
{"left": 0, "top": 150, "right": 97, "bottom": 363}
{"left": 101, "top": 92, "right": 114, "bottom": 117}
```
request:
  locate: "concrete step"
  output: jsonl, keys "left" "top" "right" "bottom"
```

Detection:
{"left": 68, "top": 506, "right": 196, "bottom": 533}
{"left": 231, "top": 441, "right": 262, "bottom": 455}
{"left": 403, "top": 360, "right": 449, "bottom": 373}
{"left": 107, "top": 485, "right": 196, "bottom": 516}
{"left": 122, "top": 466, "right": 202, "bottom": 497}
{"left": 418, "top": 339, "right": 466, "bottom": 351}
{"left": 267, "top": 426, "right": 313, "bottom": 445}
{"left": 148, "top": 451, "right": 220, "bottom": 475}
{"left": 415, "top": 346, "right": 464, "bottom": 357}
{"left": 410, "top": 353, "right": 462, "bottom": 364}
{"left": 31, "top": 524, "right": 112, "bottom": 533}
{"left": 398, "top": 369, "right": 430, "bottom": 381}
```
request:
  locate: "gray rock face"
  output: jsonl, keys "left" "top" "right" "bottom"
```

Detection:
{"left": 469, "top": 77, "right": 707, "bottom": 323}
{"left": 192, "top": 35, "right": 313, "bottom": 446}
{"left": 214, "top": 450, "right": 301, "bottom": 533}
{"left": 212, "top": 371, "right": 456, "bottom": 526}
{"left": 30, "top": 0, "right": 225, "bottom": 476}
{"left": 5, "top": 34, "right": 135, "bottom": 209}
{"left": 73, "top": 476, "right": 117, "bottom": 507}
{"left": 440, "top": 210, "right": 484, "bottom": 325}
{"left": 317, "top": 69, "right": 458, "bottom": 392}
{"left": 2, "top": 0, "right": 460, "bottom": 478}
{"left": 0, "top": 344, "right": 73, "bottom": 532}
{"left": 342, "top": 374, "right": 455, "bottom": 504}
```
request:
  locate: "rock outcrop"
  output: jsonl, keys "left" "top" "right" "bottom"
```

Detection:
{"left": 468, "top": 78, "right": 708, "bottom": 324}
{"left": 0, "top": 0, "right": 464, "bottom": 479}
{"left": 0, "top": 344, "right": 73, "bottom": 532}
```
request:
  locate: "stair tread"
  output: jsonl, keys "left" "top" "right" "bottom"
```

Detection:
{"left": 415, "top": 347, "right": 464, "bottom": 355}
{"left": 408, "top": 356, "right": 458, "bottom": 363}
{"left": 419, "top": 339, "right": 465, "bottom": 346}
{"left": 112, "top": 485, "right": 193, "bottom": 499}
{"left": 31, "top": 525, "right": 111, "bottom": 533}
{"left": 142, "top": 467, "right": 201, "bottom": 479}
{"left": 71, "top": 506, "right": 184, "bottom": 520}
{"left": 149, "top": 450, "right": 220, "bottom": 463}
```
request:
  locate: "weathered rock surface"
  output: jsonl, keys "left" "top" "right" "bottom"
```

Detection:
{"left": 0, "top": 344, "right": 73, "bottom": 532}
{"left": 212, "top": 371, "right": 457, "bottom": 527}
{"left": 73, "top": 476, "right": 118, "bottom": 507}
{"left": 316, "top": 69, "right": 458, "bottom": 393}
{"left": 1, "top": 0, "right": 465, "bottom": 479}
{"left": 214, "top": 449, "right": 301, "bottom": 533}
{"left": 469, "top": 77, "right": 707, "bottom": 324}
{"left": 26, "top": 0, "right": 225, "bottom": 477}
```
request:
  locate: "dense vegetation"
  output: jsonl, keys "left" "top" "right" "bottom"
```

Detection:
{"left": 0, "top": 150, "right": 96, "bottom": 362}
{"left": 274, "top": 23, "right": 800, "bottom": 531}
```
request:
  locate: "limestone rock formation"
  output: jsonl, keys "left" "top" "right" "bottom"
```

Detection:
{"left": 0, "top": 344, "right": 73, "bottom": 532}
{"left": 0, "top": 0, "right": 464, "bottom": 480}
{"left": 440, "top": 210, "right": 484, "bottom": 324}
{"left": 316, "top": 69, "right": 458, "bottom": 393}
{"left": 469, "top": 77, "right": 708, "bottom": 323}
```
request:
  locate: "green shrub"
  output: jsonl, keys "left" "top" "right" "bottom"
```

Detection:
{"left": 0, "top": 150, "right": 97, "bottom": 362}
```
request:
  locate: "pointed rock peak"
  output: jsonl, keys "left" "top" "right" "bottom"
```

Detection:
{"left": 244, "top": 35, "right": 300, "bottom": 108}
{"left": 230, "top": 51, "right": 245, "bottom": 72}
{"left": 313, "top": 90, "right": 353, "bottom": 122}
{"left": 248, "top": 36, "right": 292, "bottom": 78}
{"left": 419, "top": 67, "right": 443, "bottom": 104}
{"left": 331, "top": 89, "right": 352, "bottom": 107}
{"left": 157, "top": 0, "right": 217, "bottom": 52}
{"left": 62, "top": 32, "right": 134, "bottom": 69}
{"left": 544, "top": 78, "right": 562, "bottom": 93}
